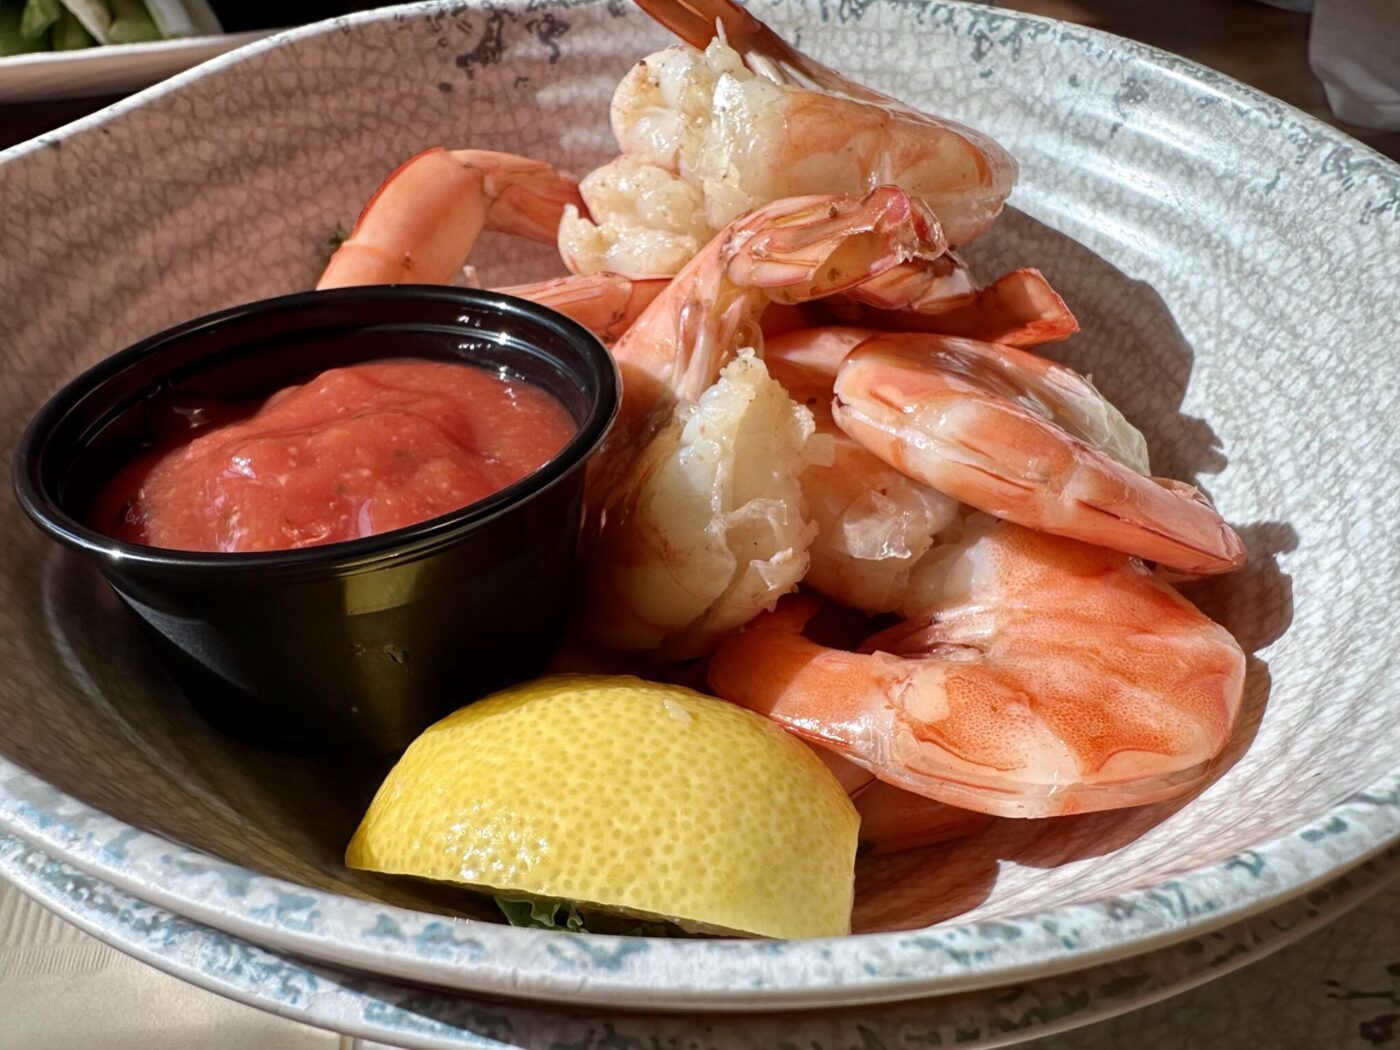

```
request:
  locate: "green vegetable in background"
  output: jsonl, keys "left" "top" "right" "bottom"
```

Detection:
{"left": 0, "top": 0, "right": 226, "bottom": 56}
{"left": 20, "top": 0, "right": 62, "bottom": 39}
{"left": 107, "top": 0, "right": 157, "bottom": 42}
{"left": 1, "top": 2, "right": 47, "bottom": 55}
{"left": 143, "top": 0, "right": 220, "bottom": 39}
{"left": 54, "top": 0, "right": 111, "bottom": 44}
{"left": 51, "top": 4, "right": 93, "bottom": 48}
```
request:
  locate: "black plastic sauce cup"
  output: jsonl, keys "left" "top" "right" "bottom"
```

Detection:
{"left": 13, "top": 287, "right": 619, "bottom": 755}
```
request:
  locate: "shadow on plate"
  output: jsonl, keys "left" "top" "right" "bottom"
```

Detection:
{"left": 4, "top": 539, "right": 493, "bottom": 919}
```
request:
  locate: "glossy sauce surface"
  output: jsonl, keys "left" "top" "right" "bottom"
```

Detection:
{"left": 94, "top": 359, "right": 577, "bottom": 553}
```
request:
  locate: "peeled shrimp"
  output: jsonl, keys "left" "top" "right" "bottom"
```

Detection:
{"left": 319, "top": 148, "right": 584, "bottom": 289}
{"left": 583, "top": 350, "right": 820, "bottom": 657}
{"left": 558, "top": 155, "right": 712, "bottom": 278}
{"left": 708, "top": 516, "right": 1247, "bottom": 818}
{"left": 764, "top": 327, "right": 959, "bottom": 614}
{"left": 562, "top": 2, "right": 1015, "bottom": 277}
{"left": 833, "top": 333, "right": 1245, "bottom": 575}
{"left": 581, "top": 188, "right": 942, "bottom": 654}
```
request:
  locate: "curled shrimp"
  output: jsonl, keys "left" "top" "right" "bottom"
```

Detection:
{"left": 562, "top": 0, "right": 1015, "bottom": 277}
{"left": 319, "top": 148, "right": 584, "bottom": 289}
{"left": 709, "top": 516, "right": 1247, "bottom": 818}
{"left": 580, "top": 188, "right": 943, "bottom": 655}
{"left": 764, "top": 327, "right": 960, "bottom": 614}
{"left": 833, "top": 333, "right": 1245, "bottom": 575}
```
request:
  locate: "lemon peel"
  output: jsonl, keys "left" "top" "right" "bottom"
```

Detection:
{"left": 346, "top": 674, "right": 858, "bottom": 938}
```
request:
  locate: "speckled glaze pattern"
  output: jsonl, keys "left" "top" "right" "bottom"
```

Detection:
{"left": 1, "top": 831, "right": 1395, "bottom": 1048}
{"left": 0, "top": 0, "right": 1397, "bottom": 1012}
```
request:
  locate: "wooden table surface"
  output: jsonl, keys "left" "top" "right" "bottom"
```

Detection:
{"left": 1, "top": 0, "right": 1397, "bottom": 160}
{"left": 1001, "top": 0, "right": 1399, "bottom": 160}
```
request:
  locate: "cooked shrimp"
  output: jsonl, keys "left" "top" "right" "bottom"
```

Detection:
{"left": 580, "top": 189, "right": 942, "bottom": 654}
{"left": 838, "top": 252, "right": 978, "bottom": 314}
{"left": 708, "top": 516, "right": 1247, "bottom": 818}
{"left": 562, "top": 4, "right": 1015, "bottom": 276}
{"left": 558, "top": 155, "right": 712, "bottom": 277}
{"left": 318, "top": 148, "right": 584, "bottom": 289}
{"left": 495, "top": 274, "right": 668, "bottom": 343}
{"left": 603, "top": 186, "right": 942, "bottom": 441}
{"left": 833, "top": 333, "right": 1245, "bottom": 574}
{"left": 582, "top": 350, "right": 820, "bottom": 657}
{"left": 765, "top": 327, "right": 960, "bottom": 613}
{"left": 810, "top": 744, "right": 877, "bottom": 796}
{"left": 840, "top": 268, "right": 1080, "bottom": 348}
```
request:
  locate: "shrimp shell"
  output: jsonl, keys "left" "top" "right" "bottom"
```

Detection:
{"left": 833, "top": 333, "right": 1247, "bottom": 575}
{"left": 708, "top": 516, "right": 1247, "bottom": 818}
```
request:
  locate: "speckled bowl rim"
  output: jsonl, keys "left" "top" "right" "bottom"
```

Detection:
{"left": 0, "top": 831, "right": 1396, "bottom": 1049}
{"left": 0, "top": 0, "right": 1397, "bottom": 1014}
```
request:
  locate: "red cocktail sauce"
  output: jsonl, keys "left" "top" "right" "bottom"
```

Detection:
{"left": 92, "top": 359, "right": 577, "bottom": 553}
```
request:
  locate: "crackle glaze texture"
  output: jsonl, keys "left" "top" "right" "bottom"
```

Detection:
{"left": 0, "top": 0, "right": 1397, "bottom": 1013}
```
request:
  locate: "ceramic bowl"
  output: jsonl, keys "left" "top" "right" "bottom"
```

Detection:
{"left": 0, "top": 0, "right": 1397, "bottom": 1014}
{"left": 2, "top": 830, "right": 1394, "bottom": 1049}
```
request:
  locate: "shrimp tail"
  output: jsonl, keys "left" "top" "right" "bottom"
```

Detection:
{"left": 496, "top": 273, "right": 667, "bottom": 343}
{"left": 726, "top": 187, "right": 945, "bottom": 301}
{"left": 459, "top": 149, "right": 588, "bottom": 243}
{"left": 613, "top": 187, "right": 943, "bottom": 430}
{"left": 631, "top": 0, "right": 873, "bottom": 98}
{"left": 850, "top": 268, "right": 1081, "bottom": 348}
{"left": 318, "top": 147, "right": 583, "bottom": 290}
{"left": 838, "top": 253, "right": 978, "bottom": 314}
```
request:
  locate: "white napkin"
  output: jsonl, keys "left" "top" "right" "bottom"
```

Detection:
{"left": 0, "top": 877, "right": 338, "bottom": 1050}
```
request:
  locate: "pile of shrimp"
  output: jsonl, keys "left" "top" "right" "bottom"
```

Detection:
{"left": 318, "top": 0, "right": 1248, "bottom": 854}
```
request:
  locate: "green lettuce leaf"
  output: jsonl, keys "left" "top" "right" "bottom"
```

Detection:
{"left": 2, "top": 4, "right": 49, "bottom": 55}
{"left": 495, "top": 896, "right": 586, "bottom": 932}
{"left": 494, "top": 895, "right": 689, "bottom": 937}
{"left": 20, "top": 0, "right": 63, "bottom": 41}
{"left": 55, "top": 0, "right": 112, "bottom": 44}
{"left": 51, "top": 6, "right": 93, "bottom": 48}
{"left": 108, "top": 0, "right": 159, "bottom": 43}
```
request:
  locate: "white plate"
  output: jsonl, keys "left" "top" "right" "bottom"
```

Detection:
{"left": 0, "top": 0, "right": 1398, "bottom": 1014}
{"left": 0, "top": 30, "right": 274, "bottom": 103}
{"left": 1, "top": 830, "right": 1395, "bottom": 1049}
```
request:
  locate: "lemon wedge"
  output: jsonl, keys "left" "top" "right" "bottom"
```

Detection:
{"left": 346, "top": 674, "right": 858, "bottom": 938}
